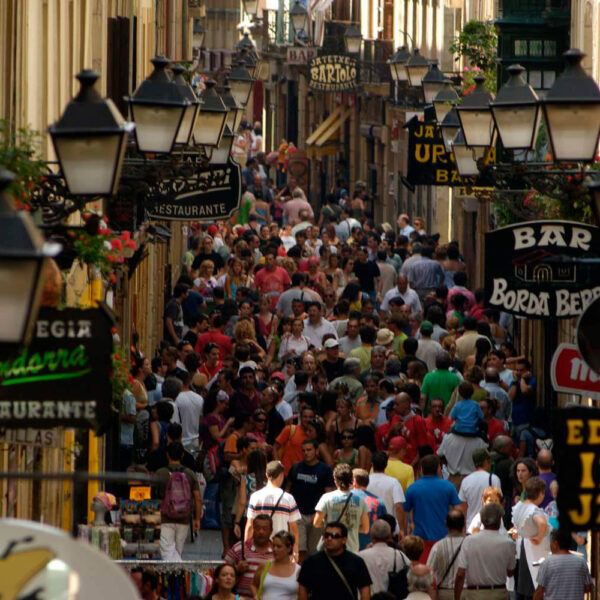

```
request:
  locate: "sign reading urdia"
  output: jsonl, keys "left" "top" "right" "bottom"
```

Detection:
{"left": 309, "top": 55, "right": 358, "bottom": 92}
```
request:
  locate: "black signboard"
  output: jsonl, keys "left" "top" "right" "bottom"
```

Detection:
{"left": 309, "top": 55, "right": 359, "bottom": 92}
{"left": 0, "top": 307, "right": 114, "bottom": 431}
{"left": 485, "top": 220, "right": 600, "bottom": 318}
{"left": 554, "top": 406, "right": 600, "bottom": 531}
{"left": 405, "top": 116, "right": 478, "bottom": 187}
{"left": 146, "top": 156, "right": 242, "bottom": 222}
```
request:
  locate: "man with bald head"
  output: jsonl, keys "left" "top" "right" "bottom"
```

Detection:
{"left": 407, "top": 563, "right": 435, "bottom": 599}
{"left": 359, "top": 519, "right": 411, "bottom": 595}
{"left": 380, "top": 273, "right": 422, "bottom": 313}
{"left": 536, "top": 449, "right": 556, "bottom": 509}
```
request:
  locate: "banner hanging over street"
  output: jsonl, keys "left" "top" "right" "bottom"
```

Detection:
{"left": 404, "top": 116, "right": 478, "bottom": 187}
{"left": 146, "top": 156, "right": 242, "bottom": 222}
{"left": 554, "top": 406, "right": 600, "bottom": 531}
{"left": 485, "top": 220, "right": 600, "bottom": 318}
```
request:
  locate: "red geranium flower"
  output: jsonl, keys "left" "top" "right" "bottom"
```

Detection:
{"left": 111, "top": 238, "right": 123, "bottom": 251}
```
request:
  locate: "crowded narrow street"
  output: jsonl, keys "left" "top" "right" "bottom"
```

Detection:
{"left": 1, "top": 1, "right": 600, "bottom": 600}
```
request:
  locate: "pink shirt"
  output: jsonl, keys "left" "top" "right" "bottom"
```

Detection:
{"left": 283, "top": 198, "right": 314, "bottom": 224}
{"left": 447, "top": 286, "right": 476, "bottom": 310}
{"left": 254, "top": 266, "right": 291, "bottom": 309}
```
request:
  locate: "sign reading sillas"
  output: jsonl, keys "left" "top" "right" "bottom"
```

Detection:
{"left": 0, "top": 307, "right": 114, "bottom": 431}
{"left": 146, "top": 156, "right": 242, "bottom": 222}
{"left": 555, "top": 406, "right": 600, "bottom": 530}
{"left": 309, "top": 55, "right": 358, "bottom": 92}
{"left": 485, "top": 220, "right": 600, "bottom": 318}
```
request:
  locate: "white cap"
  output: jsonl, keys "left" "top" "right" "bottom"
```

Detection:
{"left": 324, "top": 338, "right": 339, "bottom": 349}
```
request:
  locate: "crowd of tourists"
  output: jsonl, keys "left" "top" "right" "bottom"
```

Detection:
{"left": 123, "top": 181, "right": 591, "bottom": 600}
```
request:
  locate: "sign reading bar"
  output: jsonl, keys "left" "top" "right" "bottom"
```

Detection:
{"left": 287, "top": 46, "right": 317, "bottom": 65}
{"left": 146, "top": 156, "right": 241, "bottom": 222}
{"left": 0, "top": 307, "right": 113, "bottom": 430}
{"left": 551, "top": 343, "right": 600, "bottom": 398}
{"left": 309, "top": 55, "right": 358, "bottom": 92}
{"left": 554, "top": 406, "right": 600, "bottom": 530}
{"left": 485, "top": 220, "right": 600, "bottom": 318}
{"left": 404, "top": 116, "right": 479, "bottom": 187}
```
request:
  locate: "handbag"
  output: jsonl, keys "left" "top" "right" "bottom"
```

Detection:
{"left": 387, "top": 549, "right": 409, "bottom": 599}
{"left": 325, "top": 551, "right": 355, "bottom": 599}
{"left": 256, "top": 559, "right": 272, "bottom": 599}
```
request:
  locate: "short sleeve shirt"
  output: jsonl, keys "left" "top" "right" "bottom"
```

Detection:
{"left": 536, "top": 553, "right": 593, "bottom": 600}
{"left": 247, "top": 487, "right": 300, "bottom": 536}
{"left": 164, "top": 298, "right": 184, "bottom": 341}
{"left": 353, "top": 260, "right": 380, "bottom": 291}
{"left": 288, "top": 460, "right": 335, "bottom": 515}
{"left": 276, "top": 425, "right": 308, "bottom": 474}
{"left": 154, "top": 465, "right": 200, "bottom": 524}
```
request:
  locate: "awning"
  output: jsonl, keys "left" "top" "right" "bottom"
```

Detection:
{"left": 306, "top": 105, "right": 352, "bottom": 157}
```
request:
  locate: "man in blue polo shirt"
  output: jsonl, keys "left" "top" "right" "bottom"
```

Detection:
{"left": 403, "top": 454, "right": 462, "bottom": 562}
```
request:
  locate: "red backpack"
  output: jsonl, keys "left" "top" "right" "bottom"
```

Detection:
{"left": 161, "top": 467, "right": 192, "bottom": 520}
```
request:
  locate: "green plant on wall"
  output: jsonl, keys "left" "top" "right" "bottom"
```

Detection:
{"left": 0, "top": 119, "right": 46, "bottom": 209}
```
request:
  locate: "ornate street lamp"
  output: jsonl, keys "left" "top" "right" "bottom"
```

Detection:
{"left": 0, "top": 169, "right": 60, "bottom": 353}
{"left": 421, "top": 60, "right": 446, "bottom": 104}
{"left": 344, "top": 26, "right": 363, "bottom": 55}
{"left": 239, "top": 48, "right": 258, "bottom": 78}
{"left": 228, "top": 61, "right": 255, "bottom": 107}
{"left": 171, "top": 64, "right": 200, "bottom": 146}
{"left": 433, "top": 79, "right": 459, "bottom": 124}
{"left": 222, "top": 82, "right": 245, "bottom": 133}
{"left": 388, "top": 46, "right": 411, "bottom": 83}
{"left": 455, "top": 74, "right": 495, "bottom": 148}
{"left": 193, "top": 79, "right": 228, "bottom": 148}
{"left": 439, "top": 107, "right": 461, "bottom": 153}
{"left": 192, "top": 19, "right": 205, "bottom": 49}
{"left": 127, "top": 56, "right": 190, "bottom": 154}
{"left": 451, "top": 130, "right": 479, "bottom": 177}
{"left": 48, "top": 70, "right": 133, "bottom": 196}
{"left": 237, "top": 32, "right": 256, "bottom": 54}
{"left": 242, "top": 0, "right": 259, "bottom": 18}
{"left": 210, "top": 125, "right": 235, "bottom": 165}
{"left": 541, "top": 49, "right": 600, "bottom": 163}
{"left": 291, "top": 1, "right": 309, "bottom": 36}
{"left": 490, "top": 64, "right": 540, "bottom": 151}
{"left": 404, "top": 48, "right": 429, "bottom": 88}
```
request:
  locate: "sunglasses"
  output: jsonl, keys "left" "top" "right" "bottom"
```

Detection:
{"left": 341, "top": 435, "right": 354, "bottom": 440}
{"left": 323, "top": 532, "right": 344, "bottom": 539}
{"left": 255, "top": 418, "right": 267, "bottom": 423}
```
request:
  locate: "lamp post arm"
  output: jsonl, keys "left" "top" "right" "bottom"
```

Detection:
{"left": 398, "top": 29, "right": 415, "bottom": 47}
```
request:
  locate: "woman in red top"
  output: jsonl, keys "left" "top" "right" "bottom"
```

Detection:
{"left": 198, "top": 343, "right": 223, "bottom": 381}
{"left": 257, "top": 295, "right": 278, "bottom": 338}
{"left": 200, "top": 391, "right": 234, "bottom": 451}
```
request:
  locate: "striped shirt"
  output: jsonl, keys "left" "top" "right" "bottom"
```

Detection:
{"left": 224, "top": 540, "right": 273, "bottom": 597}
{"left": 247, "top": 486, "right": 301, "bottom": 537}
{"left": 427, "top": 534, "right": 465, "bottom": 589}
{"left": 536, "top": 553, "right": 593, "bottom": 600}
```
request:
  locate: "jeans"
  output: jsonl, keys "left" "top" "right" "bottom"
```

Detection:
{"left": 160, "top": 522, "right": 189, "bottom": 561}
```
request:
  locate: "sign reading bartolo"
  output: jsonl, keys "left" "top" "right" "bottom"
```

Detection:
{"left": 309, "top": 55, "right": 358, "bottom": 92}
{"left": 485, "top": 220, "right": 600, "bottom": 318}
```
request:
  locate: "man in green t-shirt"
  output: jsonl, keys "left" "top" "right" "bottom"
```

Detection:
{"left": 420, "top": 352, "right": 460, "bottom": 415}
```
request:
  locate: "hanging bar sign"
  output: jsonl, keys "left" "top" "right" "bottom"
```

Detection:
{"left": 309, "top": 55, "right": 359, "bottom": 91}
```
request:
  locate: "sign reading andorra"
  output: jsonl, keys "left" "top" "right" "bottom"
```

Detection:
{"left": 146, "top": 156, "right": 242, "bottom": 222}
{"left": 485, "top": 221, "right": 600, "bottom": 318}
{"left": 0, "top": 307, "right": 113, "bottom": 430}
{"left": 309, "top": 55, "right": 359, "bottom": 92}
{"left": 405, "top": 116, "right": 480, "bottom": 187}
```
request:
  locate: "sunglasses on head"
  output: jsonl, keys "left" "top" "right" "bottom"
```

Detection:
{"left": 324, "top": 532, "right": 343, "bottom": 539}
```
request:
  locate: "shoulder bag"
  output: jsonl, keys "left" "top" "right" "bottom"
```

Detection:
{"left": 325, "top": 551, "right": 355, "bottom": 599}
{"left": 438, "top": 538, "right": 464, "bottom": 588}
{"left": 387, "top": 549, "right": 409, "bottom": 599}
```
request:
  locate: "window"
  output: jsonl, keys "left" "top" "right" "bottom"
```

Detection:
{"left": 529, "top": 40, "right": 543, "bottom": 56}
{"left": 515, "top": 40, "right": 528, "bottom": 56}
{"left": 543, "top": 40, "right": 556, "bottom": 57}
{"left": 543, "top": 71, "right": 556, "bottom": 88}
{"left": 528, "top": 70, "right": 542, "bottom": 88}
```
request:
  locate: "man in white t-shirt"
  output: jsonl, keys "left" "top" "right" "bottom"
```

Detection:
{"left": 314, "top": 463, "right": 369, "bottom": 553}
{"left": 246, "top": 460, "right": 301, "bottom": 558}
{"left": 366, "top": 451, "right": 406, "bottom": 536}
{"left": 458, "top": 448, "right": 502, "bottom": 527}
{"left": 174, "top": 372, "right": 203, "bottom": 451}
{"left": 303, "top": 302, "right": 338, "bottom": 350}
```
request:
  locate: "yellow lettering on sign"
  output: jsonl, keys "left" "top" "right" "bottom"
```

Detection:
{"left": 436, "top": 170, "right": 448, "bottom": 183}
{"left": 569, "top": 494, "right": 591, "bottom": 525}
{"left": 567, "top": 419, "right": 584, "bottom": 444}
{"left": 130, "top": 486, "right": 151, "bottom": 501}
{"left": 588, "top": 420, "right": 600, "bottom": 444}
{"left": 424, "top": 125, "right": 435, "bottom": 139}
{"left": 415, "top": 144, "right": 430, "bottom": 162}
{"left": 414, "top": 125, "right": 424, "bottom": 138}
{"left": 579, "top": 452, "right": 596, "bottom": 488}
{"left": 432, "top": 144, "right": 447, "bottom": 163}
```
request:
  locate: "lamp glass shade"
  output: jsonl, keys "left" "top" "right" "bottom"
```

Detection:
{"left": 344, "top": 27, "right": 362, "bottom": 55}
{"left": 175, "top": 104, "right": 199, "bottom": 145}
{"left": 53, "top": 134, "right": 128, "bottom": 196}
{"left": 543, "top": 103, "right": 600, "bottom": 162}
{"left": 492, "top": 104, "right": 540, "bottom": 150}
{"left": 291, "top": 2, "right": 308, "bottom": 33}
{"left": 452, "top": 144, "right": 479, "bottom": 176}
{"left": 194, "top": 111, "right": 227, "bottom": 148}
{"left": 441, "top": 124, "right": 459, "bottom": 152}
{"left": 130, "top": 103, "right": 186, "bottom": 153}
{"left": 243, "top": 0, "right": 259, "bottom": 16}
{"left": 457, "top": 110, "right": 495, "bottom": 147}
{"left": 210, "top": 126, "right": 234, "bottom": 165}
{"left": 404, "top": 50, "right": 430, "bottom": 88}
{"left": 229, "top": 79, "right": 253, "bottom": 107}
{"left": 395, "top": 62, "right": 408, "bottom": 82}
{"left": 423, "top": 81, "right": 445, "bottom": 105}
{"left": 433, "top": 101, "right": 453, "bottom": 124}
{"left": 0, "top": 259, "right": 44, "bottom": 345}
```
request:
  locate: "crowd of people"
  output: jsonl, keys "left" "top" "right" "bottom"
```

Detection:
{"left": 122, "top": 182, "right": 591, "bottom": 600}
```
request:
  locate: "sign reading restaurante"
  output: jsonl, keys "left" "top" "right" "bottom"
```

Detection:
{"left": 485, "top": 220, "right": 600, "bottom": 318}
{"left": 0, "top": 307, "right": 114, "bottom": 430}
{"left": 146, "top": 156, "right": 242, "bottom": 222}
{"left": 309, "top": 55, "right": 359, "bottom": 92}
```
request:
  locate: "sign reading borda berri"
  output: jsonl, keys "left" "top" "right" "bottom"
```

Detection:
{"left": 146, "top": 156, "right": 241, "bottom": 222}
{"left": 309, "top": 55, "right": 358, "bottom": 92}
{"left": 485, "top": 220, "right": 600, "bottom": 318}
{"left": 0, "top": 307, "right": 113, "bottom": 431}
